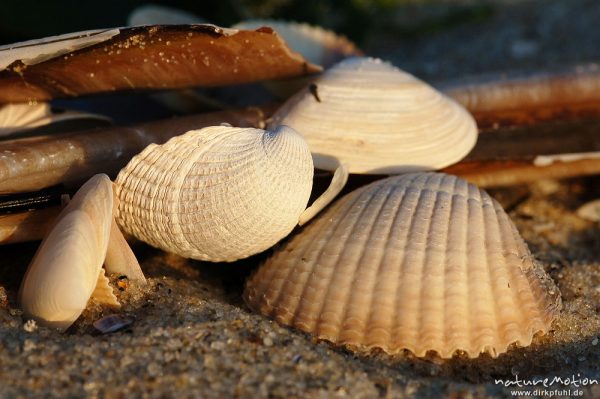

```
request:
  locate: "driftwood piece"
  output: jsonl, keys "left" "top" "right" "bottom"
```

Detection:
{"left": 0, "top": 105, "right": 272, "bottom": 194}
{"left": 0, "top": 25, "right": 320, "bottom": 103}
{"left": 441, "top": 66, "right": 600, "bottom": 129}
{"left": 445, "top": 154, "right": 600, "bottom": 188}
{"left": 442, "top": 116, "right": 600, "bottom": 187}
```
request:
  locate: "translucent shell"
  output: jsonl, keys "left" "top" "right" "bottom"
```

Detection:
{"left": 268, "top": 57, "right": 478, "bottom": 174}
{"left": 114, "top": 125, "right": 314, "bottom": 262}
{"left": 244, "top": 173, "right": 561, "bottom": 358}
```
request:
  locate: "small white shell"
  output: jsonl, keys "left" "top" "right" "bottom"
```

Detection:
{"left": 268, "top": 57, "right": 478, "bottom": 174}
{"left": 0, "top": 103, "right": 109, "bottom": 136}
{"left": 245, "top": 173, "right": 561, "bottom": 358}
{"left": 19, "top": 174, "right": 117, "bottom": 330}
{"left": 232, "top": 20, "right": 361, "bottom": 68}
{"left": 114, "top": 125, "right": 314, "bottom": 262}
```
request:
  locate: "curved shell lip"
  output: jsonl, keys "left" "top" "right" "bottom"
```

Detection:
{"left": 245, "top": 283, "right": 558, "bottom": 360}
{"left": 309, "top": 326, "right": 554, "bottom": 359}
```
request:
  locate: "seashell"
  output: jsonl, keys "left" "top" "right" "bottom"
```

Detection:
{"left": 0, "top": 103, "right": 110, "bottom": 136}
{"left": 18, "top": 174, "right": 119, "bottom": 330}
{"left": 268, "top": 57, "right": 478, "bottom": 174}
{"left": 232, "top": 20, "right": 361, "bottom": 68}
{"left": 244, "top": 173, "right": 561, "bottom": 358}
{"left": 233, "top": 20, "right": 362, "bottom": 99}
{"left": 114, "top": 125, "right": 316, "bottom": 262}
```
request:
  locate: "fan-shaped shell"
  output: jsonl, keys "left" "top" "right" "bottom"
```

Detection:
{"left": 18, "top": 174, "right": 116, "bottom": 330}
{"left": 244, "top": 173, "right": 561, "bottom": 358}
{"left": 268, "top": 57, "right": 478, "bottom": 174}
{"left": 114, "top": 125, "right": 313, "bottom": 262}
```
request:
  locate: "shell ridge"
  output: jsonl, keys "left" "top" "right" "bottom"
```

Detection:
{"left": 291, "top": 184, "right": 376, "bottom": 334}
{"left": 274, "top": 200, "right": 350, "bottom": 325}
{"left": 256, "top": 185, "right": 360, "bottom": 325}
{"left": 180, "top": 132, "right": 263, "bottom": 258}
{"left": 401, "top": 173, "right": 436, "bottom": 353}
{"left": 492, "top": 191, "right": 522, "bottom": 349}
{"left": 413, "top": 174, "right": 447, "bottom": 356}
{"left": 465, "top": 180, "right": 492, "bottom": 357}
{"left": 476, "top": 190, "right": 505, "bottom": 357}
{"left": 383, "top": 182, "right": 422, "bottom": 353}
{"left": 174, "top": 129, "right": 240, "bottom": 255}
{"left": 312, "top": 184, "right": 388, "bottom": 341}
{"left": 362, "top": 184, "right": 407, "bottom": 349}
{"left": 484, "top": 192, "right": 516, "bottom": 357}
{"left": 440, "top": 176, "right": 466, "bottom": 357}
{"left": 421, "top": 174, "right": 457, "bottom": 356}
{"left": 340, "top": 182, "right": 398, "bottom": 345}
{"left": 511, "top": 221, "right": 561, "bottom": 331}
{"left": 389, "top": 173, "right": 427, "bottom": 349}
{"left": 440, "top": 175, "right": 470, "bottom": 356}
{"left": 492, "top": 197, "right": 534, "bottom": 347}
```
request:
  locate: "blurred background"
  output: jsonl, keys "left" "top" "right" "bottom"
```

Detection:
{"left": 0, "top": 0, "right": 598, "bottom": 81}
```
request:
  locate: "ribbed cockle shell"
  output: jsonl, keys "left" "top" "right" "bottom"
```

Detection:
{"left": 114, "top": 125, "right": 314, "bottom": 262}
{"left": 268, "top": 57, "right": 478, "bottom": 174}
{"left": 244, "top": 173, "right": 561, "bottom": 358}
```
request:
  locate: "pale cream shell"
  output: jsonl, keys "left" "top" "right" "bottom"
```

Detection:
{"left": 0, "top": 103, "right": 109, "bottom": 136}
{"left": 114, "top": 125, "right": 314, "bottom": 262}
{"left": 244, "top": 173, "right": 561, "bottom": 358}
{"left": 232, "top": 20, "right": 360, "bottom": 68}
{"left": 268, "top": 57, "right": 478, "bottom": 174}
{"left": 18, "top": 174, "right": 117, "bottom": 330}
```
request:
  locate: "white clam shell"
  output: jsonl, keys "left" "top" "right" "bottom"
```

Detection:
{"left": 245, "top": 173, "right": 561, "bottom": 358}
{"left": 114, "top": 125, "right": 314, "bottom": 262}
{"left": 18, "top": 174, "right": 116, "bottom": 330}
{"left": 268, "top": 57, "right": 478, "bottom": 174}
